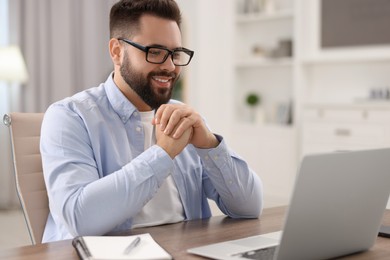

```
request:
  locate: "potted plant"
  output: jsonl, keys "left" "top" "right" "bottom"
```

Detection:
{"left": 245, "top": 92, "right": 263, "bottom": 123}
{"left": 246, "top": 93, "right": 260, "bottom": 107}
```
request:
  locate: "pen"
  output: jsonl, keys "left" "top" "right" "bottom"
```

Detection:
{"left": 123, "top": 236, "right": 141, "bottom": 254}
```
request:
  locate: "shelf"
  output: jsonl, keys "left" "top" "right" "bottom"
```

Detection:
{"left": 236, "top": 9, "right": 294, "bottom": 23}
{"left": 236, "top": 57, "right": 293, "bottom": 68}
{"left": 304, "top": 101, "right": 390, "bottom": 110}
{"left": 302, "top": 48, "right": 390, "bottom": 65}
{"left": 233, "top": 123, "right": 295, "bottom": 133}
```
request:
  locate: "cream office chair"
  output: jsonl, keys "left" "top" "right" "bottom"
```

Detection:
{"left": 3, "top": 112, "right": 49, "bottom": 245}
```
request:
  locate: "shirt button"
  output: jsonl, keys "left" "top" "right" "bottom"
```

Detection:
{"left": 133, "top": 112, "right": 138, "bottom": 117}
{"left": 122, "top": 116, "right": 126, "bottom": 121}
{"left": 213, "top": 155, "right": 219, "bottom": 160}
{"left": 229, "top": 180, "right": 233, "bottom": 185}
{"left": 204, "top": 155, "right": 209, "bottom": 160}
{"left": 136, "top": 126, "right": 141, "bottom": 132}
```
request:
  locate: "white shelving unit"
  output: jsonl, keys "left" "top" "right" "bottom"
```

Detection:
{"left": 179, "top": 0, "right": 390, "bottom": 208}
{"left": 296, "top": 0, "right": 390, "bottom": 208}
{"left": 297, "top": 0, "right": 390, "bottom": 148}
{"left": 234, "top": 3, "right": 295, "bottom": 125}
{"left": 230, "top": 0, "right": 297, "bottom": 207}
{"left": 231, "top": 0, "right": 390, "bottom": 208}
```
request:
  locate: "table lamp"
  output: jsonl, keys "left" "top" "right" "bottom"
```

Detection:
{"left": 0, "top": 45, "right": 28, "bottom": 84}
{"left": 0, "top": 45, "right": 28, "bottom": 115}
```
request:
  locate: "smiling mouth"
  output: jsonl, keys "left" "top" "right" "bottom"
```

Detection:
{"left": 151, "top": 76, "right": 174, "bottom": 89}
{"left": 153, "top": 76, "right": 171, "bottom": 83}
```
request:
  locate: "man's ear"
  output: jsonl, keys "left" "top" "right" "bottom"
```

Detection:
{"left": 109, "top": 38, "right": 122, "bottom": 66}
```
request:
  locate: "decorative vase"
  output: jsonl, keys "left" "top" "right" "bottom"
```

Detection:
{"left": 256, "top": 106, "right": 266, "bottom": 124}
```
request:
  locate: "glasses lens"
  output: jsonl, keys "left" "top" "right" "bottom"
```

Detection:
{"left": 146, "top": 47, "right": 192, "bottom": 66}
{"left": 147, "top": 48, "right": 169, "bottom": 64}
{"left": 172, "top": 50, "right": 192, "bottom": 66}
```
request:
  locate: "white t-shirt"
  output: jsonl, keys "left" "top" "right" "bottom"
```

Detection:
{"left": 132, "top": 111, "right": 185, "bottom": 228}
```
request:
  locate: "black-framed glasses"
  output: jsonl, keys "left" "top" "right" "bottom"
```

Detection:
{"left": 118, "top": 38, "right": 194, "bottom": 66}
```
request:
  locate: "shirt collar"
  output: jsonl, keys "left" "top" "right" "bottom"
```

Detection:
{"left": 104, "top": 72, "right": 138, "bottom": 123}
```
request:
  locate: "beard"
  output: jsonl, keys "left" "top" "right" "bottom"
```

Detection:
{"left": 120, "top": 50, "right": 178, "bottom": 110}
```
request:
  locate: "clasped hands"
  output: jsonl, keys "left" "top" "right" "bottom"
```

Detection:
{"left": 153, "top": 104, "right": 219, "bottom": 159}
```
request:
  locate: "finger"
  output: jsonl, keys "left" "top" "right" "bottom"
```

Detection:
{"left": 172, "top": 116, "right": 195, "bottom": 139}
{"left": 163, "top": 108, "right": 189, "bottom": 135}
{"left": 156, "top": 105, "right": 175, "bottom": 131}
{"left": 154, "top": 104, "right": 167, "bottom": 125}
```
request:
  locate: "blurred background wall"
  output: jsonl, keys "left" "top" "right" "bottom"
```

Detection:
{"left": 1, "top": 0, "right": 390, "bottom": 210}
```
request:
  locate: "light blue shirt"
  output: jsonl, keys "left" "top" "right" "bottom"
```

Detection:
{"left": 40, "top": 73, "right": 263, "bottom": 243}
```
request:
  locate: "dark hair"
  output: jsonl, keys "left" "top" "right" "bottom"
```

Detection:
{"left": 109, "top": 0, "right": 182, "bottom": 39}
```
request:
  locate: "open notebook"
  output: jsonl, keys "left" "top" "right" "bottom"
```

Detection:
{"left": 72, "top": 233, "right": 172, "bottom": 260}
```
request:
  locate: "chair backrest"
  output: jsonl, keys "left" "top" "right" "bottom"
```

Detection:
{"left": 3, "top": 112, "right": 48, "bottom": 245}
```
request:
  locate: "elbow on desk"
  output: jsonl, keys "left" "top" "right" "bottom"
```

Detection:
{"left": 224, "top": 203, "right": 262, "bottom": 219}
{"left": 234, "top": 184, "right": 264, "bottom": 218}
{"left": 65, "top": 215, "right": 117, "bottom": 238}
{"left": 61, "top": 198, "right": 122, "bottom": 238}
{"left": 220, "top": 192, "right": 263, "bottom": 219}
{"left": 226, "top": 168, "right": 264, "bottom": 218}
{"left": 227, "top": 177, "right": 263, "bottom": 219}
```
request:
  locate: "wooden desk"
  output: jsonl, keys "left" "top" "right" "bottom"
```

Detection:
{"left": 1, "top": 206, "right": 390, "bottom": 260}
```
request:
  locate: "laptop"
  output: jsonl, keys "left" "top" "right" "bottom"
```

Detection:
{"left": 188, "top": 148, "right": 390, "bottom": 260}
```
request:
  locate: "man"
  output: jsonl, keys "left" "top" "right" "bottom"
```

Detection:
{"left": 40, "top": 0, "right": 263, "bottom": 243}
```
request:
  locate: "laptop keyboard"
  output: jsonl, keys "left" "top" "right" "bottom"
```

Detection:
{"left": 232, "top": 246, "right": 277, "bottom": 260}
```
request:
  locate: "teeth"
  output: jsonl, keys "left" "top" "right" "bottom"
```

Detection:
{"left": 153, "top": 77, "right": 169, "bottom": 83}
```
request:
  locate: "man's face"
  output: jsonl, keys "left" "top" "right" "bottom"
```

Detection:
{"left": 119, "top": 15, "right": 182, "bottom": 110}
{"left": 120, "top": 48, "right": 179, "bottom": 109}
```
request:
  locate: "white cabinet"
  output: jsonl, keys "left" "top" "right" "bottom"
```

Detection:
{"left": 302, "top": 104, "right": 390, "bottom": 156}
